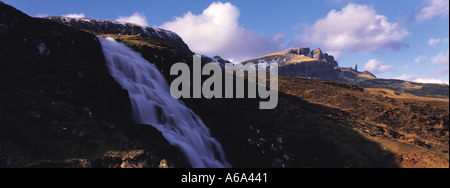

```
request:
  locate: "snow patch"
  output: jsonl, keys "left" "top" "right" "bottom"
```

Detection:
{"left": 141, "top": 26, "right": 150, "bottom": 36}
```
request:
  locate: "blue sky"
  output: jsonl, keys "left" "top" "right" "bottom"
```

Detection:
{"left": 3, "top": 0, "right": 449, "bottom": 84}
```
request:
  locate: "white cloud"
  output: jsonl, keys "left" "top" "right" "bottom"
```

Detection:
{"left": 429, "top": 38, "right": 441, "bottom": 46}
{"left": 413, "top": 78, "right": 449, "bottom": 84}
{"left": 116, "top": 12, "right": 149, "bottom": 26}
{"left": 413, "top": 68, "right": 450, "bottom": 84}
{"left": 428, "top": 37, "right": 449, "bottom": 47}
{"left": 431, "top": 50, "right": 449, "bottom": 64}
{"left": 62, "top": 13, "right": 85, "bottom": 19}
{"left": 160, "top": 2, "right": 283, "bottom": 62}
{"left": 396, "top": 74, "right": 418, "bottom": 81}
{"left": 414, "top": 55, "right": 427, "bottom": 64}
{"left": 294, "top": 3, "right": 409, "bottom": 57}
{"left": 416, "top": 0, "right": 449, "bottom": 22}
{"left": 364, "top": 59, "right": 393, "bottom": 74}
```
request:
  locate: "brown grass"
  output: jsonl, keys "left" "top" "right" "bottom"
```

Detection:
{"left": 286, "top": 55, "right": 319, "bottom": 64}
{"left": 276, "top": 77, "right": 449, "bottom": 167}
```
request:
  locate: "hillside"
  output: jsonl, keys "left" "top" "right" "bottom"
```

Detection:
{"left": 0, "top": 2, "right": 448, "bottom": 168}
{"left": 0, "top": 2, "right": 184, "bottom": 168}
{"left": 182, "top": 75, "right": 449, "bottom": 168}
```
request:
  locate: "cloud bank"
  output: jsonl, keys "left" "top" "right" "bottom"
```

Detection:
{"left": 414, "top": 78, "right": 449, "bottom": 84}
{"left": 429, "top": 37, "right": 449, "bottom": 47}
{"left": 416, "top": 0, "right": 449, "bottom": 22}
{"left": 62, "top": 13, "right": 85, "bottom": 19}
{"left": 364, "top": 59, "right": 393, "bottom": 74}
{"left": 160, "top": 2, "right": 284, "bottom": 62}
{"left": 116, "top": 12, "right": 149, "bottom": 26}
{"left": 294, "top": 3, "right": 409, "bottom": 59}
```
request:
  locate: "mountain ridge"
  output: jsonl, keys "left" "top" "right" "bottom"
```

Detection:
{"left": 242, "top": 47, "right": 449, "bottom": 98}
{"left": 45, "top": 16, "right": 193, "bottom": 55}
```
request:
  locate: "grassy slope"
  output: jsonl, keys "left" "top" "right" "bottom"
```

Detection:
{"left": 277, "top": 77, "right": 449, "bottom": 168}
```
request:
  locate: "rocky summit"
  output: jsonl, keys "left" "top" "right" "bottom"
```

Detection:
{"left": 279, "top": 47, "right": 338, "bottom": 66}
{"left": 242, "top": 47, "right": 373, "bottom": 83}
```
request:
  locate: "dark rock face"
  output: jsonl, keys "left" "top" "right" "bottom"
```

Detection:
{"left": 0, "top": 2, "right": 181, "bottom": 167}
{"left": 288, "top": 48, "right": 311, "bottom": 56}
{"left": 278, "top": 61, "right": 339, "bottom": 80}
{"left": 45, "top": 17, "right": 193, "bottom": 55}
{"left": 0, "top": 4, "right": 130, "bottom": 122}
{"left": 323, "top": 53, "right": 338, "bottom": 67}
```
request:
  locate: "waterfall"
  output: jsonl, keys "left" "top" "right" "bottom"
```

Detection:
{"left": 98, "top": 37, "right": 231, "bottom": 168}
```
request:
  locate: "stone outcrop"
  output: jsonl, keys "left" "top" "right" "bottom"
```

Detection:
{"left": 288, "top": 48, "right": 311, "bottom": 56}
{"left": 269, "top": 48, "right": 338, "bottom": 67}
{"left": 322, "top": 53, "right": 338, "bottom": 67}
{"left": 310, "top": 48, "right": 324, "bottom": 60}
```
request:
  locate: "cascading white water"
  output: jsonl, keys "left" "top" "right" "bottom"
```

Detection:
{"left": 99, "top": 37, "right": 231, "bottom": 168}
